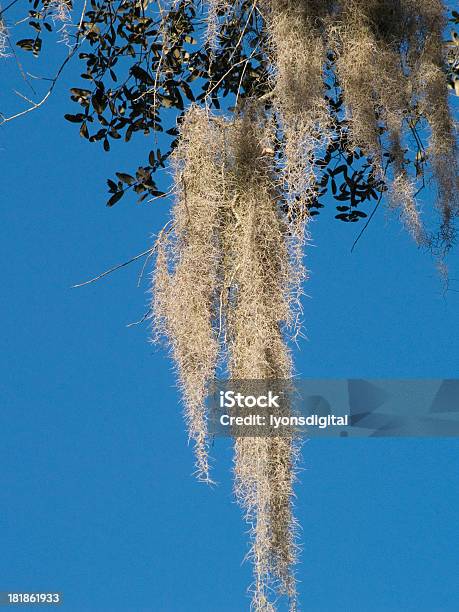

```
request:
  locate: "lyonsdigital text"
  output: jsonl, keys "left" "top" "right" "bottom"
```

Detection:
{"left": 219, "top": 413, "right": 349, "bottom": 429}
{"left": 218, "top": 391, "right": 349, "bottom": 429}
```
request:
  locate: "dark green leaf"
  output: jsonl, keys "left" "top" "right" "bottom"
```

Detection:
{"left": 16, "top": 39, "right": 35, "bottom": 51}
{"left": 107, "top": 191, "right": 124, "bottom": 207}
{"left": 80, "top": 122, "right": 89, "bottom": 139}
{"left": 64, "top": 114, "right": 86, "bottom": 123}
{"left": 116, "top": 172, "right": 136, "bottom": 185}
{"left": 107, "top": 179, "right": 118, "bottom": 193}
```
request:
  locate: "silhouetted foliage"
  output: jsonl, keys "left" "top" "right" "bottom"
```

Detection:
{"left": 2, "top": 1, "right": 456, "bottom": 222}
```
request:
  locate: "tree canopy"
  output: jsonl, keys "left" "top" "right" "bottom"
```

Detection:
{"left": 1, "top": 1, "right": 457, "bottom": 235}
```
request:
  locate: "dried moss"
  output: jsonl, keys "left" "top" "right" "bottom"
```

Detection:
{"left": 151, "top": 3, "right": 458, "bottom": 608}
{"left": 152, "top": 107, "right": 226, "bottom": 481}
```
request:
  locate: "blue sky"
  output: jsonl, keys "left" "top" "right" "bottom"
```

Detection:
{"left": 1, "top": 13, "right": 459, "bottom": 611}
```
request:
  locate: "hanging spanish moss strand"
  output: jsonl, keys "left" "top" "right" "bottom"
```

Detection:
{"left": 333, "top": 0, "right": 397, "bottom": 163}
{"left": 151, "top": 106, "right": 301, "bottom": 606}
{"left": 265, "top": 1, "right": 332, "bottom": 225}
{"left": 223, "top": 109, "right": 300, "bottom": 611}
{"left": 49, "top": 0, "right": 73, "bottom": 46}
{"left": 204, "top": 0, "right": 232, "bottom": 50}
{"left": 151, "top": 106, "right": 226, "bottom": 482}
{"left": 0, "top": 17, "right": 9, "bottom": 58}
{"left": 333, "top": 0, "right": 458, "bottom": 246}
{"left": 49, "top": 0, "right": 72, "bottom": 24}
{"left": 414, "top": 0, "right": 459, "bottom": 247}
{"left": 388, "top": 129, "right": 426, "bottom": 244}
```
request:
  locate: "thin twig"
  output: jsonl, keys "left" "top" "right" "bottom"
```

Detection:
{"left": 258, "top": 89, "right": 276, "bottom": 102}
{"left": 0, "top": 0, "right": 90, "bottom": 125}
{"left": 146, "top": 186, "right": 176, "bottom": 203}
{"left": 351, "top": 162, "right": 389, "bottom": 253}
{"left": 126, "top": 308, "right": 153, "bottom": 328}
{"left": 0, "top": 0, "right": 19, "bottom": 17}
{"left": 137, "top": 248, "right": 155, "bottom": 287}
{"left": 350, "top": 189, "right": 384, "bottom": 253}
{"left": 73, "top": 220, "right": 175, "bottom": 288}
{"left": 13, "top": 89, "right": 35, "bottom": 104}
{"left": 136, "top": 209, "right": 176, "bottom": 290}
{"left": 234, "top": 58, "right": 249, "bottom": 109}
{"left": 203, "top": 56, "right": 253, "bottom": 102}
{"left": 72, "top": 248, "right": 155, "bottom": 288}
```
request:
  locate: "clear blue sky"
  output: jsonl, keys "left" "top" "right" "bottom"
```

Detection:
{"left": 1, "top": 19, "right": 459, "bottom": 612}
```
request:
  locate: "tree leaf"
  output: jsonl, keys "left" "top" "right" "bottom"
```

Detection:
{"left": 80, "top": 122, "right": 89, "bottom": 139}
{"left": 116, "top": 172, "right": 136, "bottom": 185}
{"left": 107, "top": 179, "right": 118, "bottom": 193}
{"left": 64, "top": 114, "right": 86, "bottom": 123}
{"left": 107, "top": 191, "right": 124, "bottom": 207}
{"left": 16, "top": 39, "right": 35, "bottom": 51}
